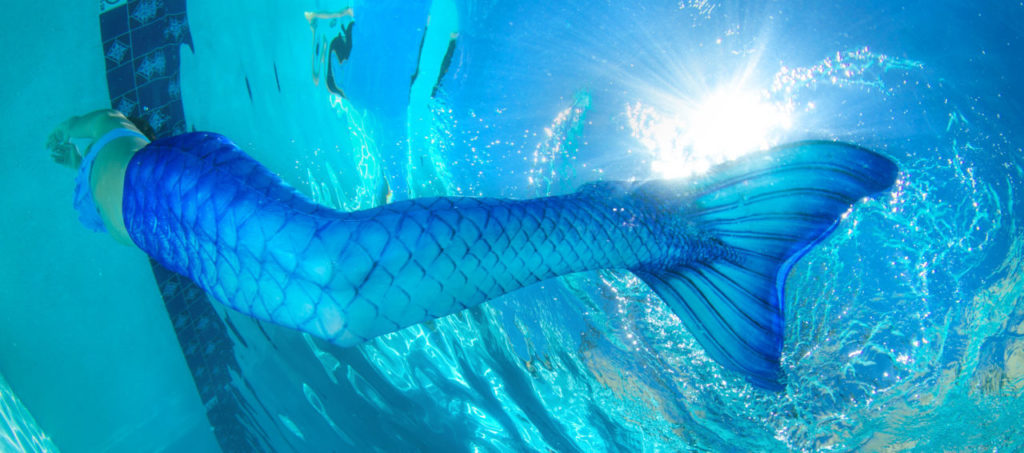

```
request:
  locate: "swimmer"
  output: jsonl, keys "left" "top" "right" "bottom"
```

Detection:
{"left": 49, "top": 109, "right": 897, "bottom": 389}
{"left": 47, "top": 109, "right": 152, "bottom": 245}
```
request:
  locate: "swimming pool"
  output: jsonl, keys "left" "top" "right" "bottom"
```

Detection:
{"left": 2, "top": 0, "right": 1022, "bottom": 451}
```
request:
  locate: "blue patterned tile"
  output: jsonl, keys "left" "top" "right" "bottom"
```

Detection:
{"left": 106, "top": 62, "right": 135, "bottom": 98}
{"left": 131, "top": 16, "right": 168, "bottom": 55}
{"left": 163, "top": 0, "right": 185, "bottom": 15}
{"left": 99, "top": 5, "right": 128, "bottom": 42}
{"left": 167, "top": 77, "right": 181, "bottom": 101}
{"left": 103, "top": 35, "right": 132, "bottom": 69}
{"left": 164, "top": 13, "right": 189, "bottom": 43}
{"left": 133, "top": 48, "right": 168, "bottom": 85}
{"left": 128, "top": 0, "right": 164, "bottom": 28}
{"left": 162, "top": 288, "right": 185, "bottom": 313}
{"left": 142, "top": 104, "right": 171, "bottom": 134}
{"left": 166, "top": 97, "right": 185, "bottom": 122}
{"left": 137, "top": 78, "right": 170, "bottom": 109}
{"left": 184, "top": 284, "right": 202, "bottom": 301}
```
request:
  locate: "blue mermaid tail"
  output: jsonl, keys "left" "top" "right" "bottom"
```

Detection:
{"left": 122, "top": 133, "right": 897, "bottom": 389}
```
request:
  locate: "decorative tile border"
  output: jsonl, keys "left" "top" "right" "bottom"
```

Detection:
{"left": 100, "top": 0, "right": 187, "bottom": 137}
{"left": 98, "top": 2, "right": 262, "bottom": 451}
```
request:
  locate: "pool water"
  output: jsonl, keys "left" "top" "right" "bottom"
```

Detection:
{"left": 2, "top": 0, "right": 1023, "bottom": 451}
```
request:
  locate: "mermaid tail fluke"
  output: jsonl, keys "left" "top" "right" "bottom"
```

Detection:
{"left": 122, "top": 133, "right": 896, "bottom": 390}
{"left": 629, "top": 142, "right": 898, "bottom": 389}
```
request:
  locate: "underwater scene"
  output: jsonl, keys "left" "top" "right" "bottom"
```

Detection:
{"left": 2, "top": 0, "right": 1023, "bottom": 451}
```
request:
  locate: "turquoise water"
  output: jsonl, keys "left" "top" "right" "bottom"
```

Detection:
{"left": 2, "top": 0, "right": 1023, "bottom": 451}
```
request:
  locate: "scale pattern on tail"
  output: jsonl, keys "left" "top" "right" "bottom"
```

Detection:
{"left": 122, "top": 133, "right": 897, "bottom": 389}
{"left": 122, "top": 133, "right": 715, "bottom": 346}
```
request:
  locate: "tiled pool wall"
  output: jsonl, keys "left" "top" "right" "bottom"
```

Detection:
{"left": 98, "top": 1, "right": 256, "bottom": 451}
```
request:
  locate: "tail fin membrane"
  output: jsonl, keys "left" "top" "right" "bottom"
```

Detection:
{"left": 632, "top": 141, "right": 898, "bottom": 390}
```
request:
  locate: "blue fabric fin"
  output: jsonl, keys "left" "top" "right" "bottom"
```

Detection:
{"left": 632, "top": 141, "right": 898, "bottom": 390}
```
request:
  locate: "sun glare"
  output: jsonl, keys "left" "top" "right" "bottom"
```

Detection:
{"left": 689, "top": 89, "right": 792, "bottom": 158}
{"left": 631, "top": 87, "right": 793, "bottom": 179}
